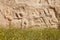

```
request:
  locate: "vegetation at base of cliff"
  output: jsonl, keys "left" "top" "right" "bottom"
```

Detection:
{"left": 0, "top": 28, "right": 60, "bottom": 40}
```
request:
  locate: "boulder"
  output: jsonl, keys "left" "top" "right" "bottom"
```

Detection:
{"left": 0, "top": 0, "right": 59, "bottom": 28}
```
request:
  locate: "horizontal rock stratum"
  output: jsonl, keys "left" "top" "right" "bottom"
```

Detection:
{"left": 0, "top": 0, "right": 60, "bottom": 28}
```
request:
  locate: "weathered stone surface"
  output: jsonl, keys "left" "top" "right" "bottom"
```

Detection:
{"left": 0, "top": 0, "right": 59, "bottom": 28}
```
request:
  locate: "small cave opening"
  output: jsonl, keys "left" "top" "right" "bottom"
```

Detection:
{"left": 15, "top": 13, "right": 19, "bottom": 18}
{"left": 19, "top": 13, "right": 23, "bottom": 17}
{"left": 24, "top": 22, "right": 27, "bottom": 25}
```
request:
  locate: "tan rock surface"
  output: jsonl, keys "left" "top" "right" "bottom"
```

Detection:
{"left": 0, "top": 0, "right": 59, "bottom": 28}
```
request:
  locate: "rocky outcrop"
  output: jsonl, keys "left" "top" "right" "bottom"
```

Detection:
{"left": 0, "top": 0, "right": 59, "bottom": 28}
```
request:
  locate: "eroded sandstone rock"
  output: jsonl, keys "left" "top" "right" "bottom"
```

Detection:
{"left": 0, "top": 0, "right": 59, "bottom": 28}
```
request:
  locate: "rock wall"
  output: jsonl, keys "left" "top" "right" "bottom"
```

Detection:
{"left": 0, "top": 0, "right": 59, "bottom": 28}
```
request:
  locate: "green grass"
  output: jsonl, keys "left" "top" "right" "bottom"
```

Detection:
{"left": 0, "top": 28, "right": 60, "bottom": 40}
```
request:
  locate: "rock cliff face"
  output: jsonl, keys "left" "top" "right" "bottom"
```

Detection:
{"left": 0, "top": 0, "right": 59, "bottom": 28}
